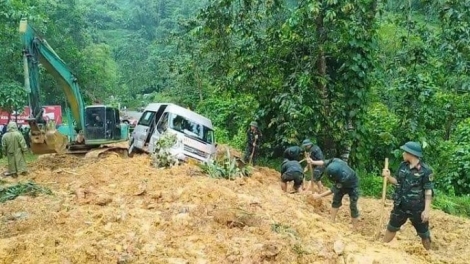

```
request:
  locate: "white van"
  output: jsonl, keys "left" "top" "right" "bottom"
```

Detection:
{"left": 128, "top": 103, "right": 216, "bottom": 163}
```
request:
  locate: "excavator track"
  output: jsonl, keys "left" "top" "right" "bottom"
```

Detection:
{"left": 83, "top": 141, "right": 130, "bottom": 159}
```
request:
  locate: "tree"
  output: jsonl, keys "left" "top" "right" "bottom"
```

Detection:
{"left": 0, "top": 82, "right": 28, "bottom": 122}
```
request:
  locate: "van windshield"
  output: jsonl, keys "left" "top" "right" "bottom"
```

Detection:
{"left": 168, "top": 113, "right": 214, "bottom": 144}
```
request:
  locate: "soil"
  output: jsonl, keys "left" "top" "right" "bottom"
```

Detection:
{"left": 0, "top": 154, "right": 468, "bottom": 264}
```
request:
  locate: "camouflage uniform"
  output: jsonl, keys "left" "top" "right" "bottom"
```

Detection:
{"left": 1, "top": 122, "right": 28, "bottom": 176}
{"left": 387, "top": 161, "right": 434, "bottom": 239}
{"left": 243, "top": 121, "right": 262, "bottom": 165}
{"left": 320, "top": 158, "right": 360, "bottom": 218}
{"left": 280, "top": 159, "right": 304, "bottom": 191}
{"left": 301, "top": 139, "right": 325, "bottom": 182}
{"left": 283, "top": 146, "right": 302, "bottom": 161}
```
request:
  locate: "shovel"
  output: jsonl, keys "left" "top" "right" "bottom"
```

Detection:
{"left": 373, "top": 158, "right": 389, "bottom": 240}
{"left": 248, "top": 136, "right": 258, "bottom": 165}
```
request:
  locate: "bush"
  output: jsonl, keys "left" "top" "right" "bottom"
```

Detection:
{"left": 433, "top": 118, "right": 470, "bottom": 196}
{"left": 358, "top": 171, "right": 394, "bottom": 199}
{"left": 199, "top": 147, "right": 252, "bottom": 179}
{"left": 353, "top": 102, "right": 400, "bottom": 172}
{"left": 433, "top": 192, "right": 470, "bottom": 217}
{"left": 151, "top": 132, "right": 179, "bottom": 168}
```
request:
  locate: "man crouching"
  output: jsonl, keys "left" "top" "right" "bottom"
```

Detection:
{"left": 308, "top": 158, "right": 360, "bottom": 229}
{"left": 280, "top": 146, "right": 304, "bottom": 193}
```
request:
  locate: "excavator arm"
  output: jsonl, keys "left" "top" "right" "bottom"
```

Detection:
{"left": 19, "top": 18, "right": 85, "bottom": 154}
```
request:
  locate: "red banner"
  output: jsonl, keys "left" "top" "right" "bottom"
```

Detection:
{"left": 0, "top": 105, "right": 62, "bottom": 125}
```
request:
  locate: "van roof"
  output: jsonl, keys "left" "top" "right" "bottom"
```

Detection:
{"left": 144, "top": 103, "right": 213, "bottom": 128}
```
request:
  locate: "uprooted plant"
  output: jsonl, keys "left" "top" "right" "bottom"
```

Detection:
{"left": 199, "top": 147, "right": 252, "bottom": 179}
{"left": 152, "top": 131, "right": 179, "bottom": 168}
{"left": 0, "top": 181, "right": 53, "bottom": 203}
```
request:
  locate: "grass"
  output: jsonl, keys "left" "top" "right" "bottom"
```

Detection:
{"left": 0, "top": 152, "right": 38, "bottom": 167}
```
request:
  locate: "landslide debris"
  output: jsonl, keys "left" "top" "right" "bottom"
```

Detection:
{"left": 0, "top": 154, "right": 468, "bottom": 264}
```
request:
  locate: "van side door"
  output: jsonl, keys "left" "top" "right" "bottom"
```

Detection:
{"left": 133, "top": 110, "right": 156, "bottom": 151}
{"left": 148, "top": 111, "right": 170, "bottom": 153}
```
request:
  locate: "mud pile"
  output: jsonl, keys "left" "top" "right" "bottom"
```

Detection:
{"left": 0, "top": 154, "right": 468, "bottom": 264}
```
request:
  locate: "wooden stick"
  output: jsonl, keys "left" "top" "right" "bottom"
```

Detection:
{"left": 303, "top": 151, "right": 314, "bottom": 191}
{"left": 373, "top": 158, "right": 389, "bottom": 240}
{"left": 248, "top": 136, "right": 258, "bottom": 165}
{"left": 381, "top": 158, "right": 389, "bottom": 206}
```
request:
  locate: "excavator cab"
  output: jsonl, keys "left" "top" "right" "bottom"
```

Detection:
{"left": 84, "top": 105, "right": 122, "bottom": 143}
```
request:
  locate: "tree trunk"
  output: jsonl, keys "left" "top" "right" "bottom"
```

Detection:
{"left": 316, "top": 6, "right": 328, "bottom": 115}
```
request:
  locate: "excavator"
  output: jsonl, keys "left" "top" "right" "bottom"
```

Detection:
{"left": 19, "top": 19, "right": 130, "bottom": 158}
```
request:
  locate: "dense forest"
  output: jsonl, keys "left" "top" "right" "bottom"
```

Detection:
{"left": 1, "top": 0, "right": 470, "bottom": 214}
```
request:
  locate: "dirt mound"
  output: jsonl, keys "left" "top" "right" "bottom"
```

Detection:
{"left": 0, "top": 155, "right": 469, "bottom": 263}
{"left": 216, "top": 144, "right": 243, "bottom": 160}
{"left": 31, "top": 154, "right": 95, "bottom": 171}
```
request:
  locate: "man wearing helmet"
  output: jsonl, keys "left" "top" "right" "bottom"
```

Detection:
{"left": 243, "top": 121, "right": 262, "bottom": 166}
{"left": 382, "top": 141, "right": 434, "bottom": 250}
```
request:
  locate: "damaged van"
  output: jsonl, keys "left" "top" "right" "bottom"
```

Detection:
{"left": 128, "top": 103, "right": 216, "bottom": 163}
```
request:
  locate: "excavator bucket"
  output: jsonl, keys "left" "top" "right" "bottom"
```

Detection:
{"left": 29, "top": 120, "right": 68, "bottom": 155}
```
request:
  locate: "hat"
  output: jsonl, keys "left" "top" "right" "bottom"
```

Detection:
{"left": 250, "top": 121, "right": 258, "bottom": 128}
{"left": 400, "top": 141, "right": 423, "bottom": 158}
{"left": 301, "top": 139, "right": 313, "bottom": 148}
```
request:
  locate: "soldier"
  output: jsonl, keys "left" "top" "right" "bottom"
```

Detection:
{"left": 308, "top": 157, "right": 360, "bottom": 229}
{"left": 1, "top": 122, "right": 28, "bottom": 177}
{"left": 382, "top": 141, "right": 433, "bottom": 250}
{"left": 280, "top": 146, "right": 304, "bottom": 193}
{"left": 22, "top": 126, "right": 31, "bottom": 149}
{"left": 302, "top": 139, "right": 325, "bottom": 191}
{"left": 284, "top": 145, "right": 302, "bottom": 161}
{"left": 243, "top": 121, "right": 262, "bottom": 165}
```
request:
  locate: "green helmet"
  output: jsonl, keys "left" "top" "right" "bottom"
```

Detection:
{"left": 400, "top": 141, "right": 423, "bottom": 158}
{"left": 301, "top": 139, "right": 313, "bottom": 148}
{"left": 250, "top": 121, "right": 258, "bottom": 128}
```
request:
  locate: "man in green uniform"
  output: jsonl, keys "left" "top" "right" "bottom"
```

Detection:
{"left": 243, "top": 121, "right": 262, "bottom": 166}
{"left": 308, "top": 157, "right": 360, "bottom": 229}
{"left": 284, "top": 145, "right": 303, "bottom": 161}
{"left": 382, "top": 141, "right": 434, "bottom": 250}
{"left": 302, "top": 139, "right": 325, "bottom": 191}
{"left": 1, "top": 122, "right": 28, "bottom": 177}
{"left": 280, "top": 146, "right": 304, "bottom": 193}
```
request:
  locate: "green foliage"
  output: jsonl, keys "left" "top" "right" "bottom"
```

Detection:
{"left": 196, "top": 95, "right": 258, "bottom": 147}
{"left": 433, "top": 194, "right": 470, "bottom": 217}
{"left": 151, "top": 132, "right": 179, "bottom": 168}
{"left": 358, "top": 172, "right": 394, "bottom": 199}
{"left": 2, "top": 0, "right": 470, "bottom": 218}
{"left": 0, "top": 82, "right": 28, "bottom": 114}
{"left": 199, "top": 148, "right": 252, "bottom": 179}
{"left": 0, "top": 181, "right": 52, "bottom": 203}
{"left": 354, "top": 102, "right": 400, "bottom": 171}
{"left": 433, "top": 118, "right": 470, "bottom": 195}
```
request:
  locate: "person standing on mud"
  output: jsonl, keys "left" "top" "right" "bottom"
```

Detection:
{"left": 302, "top": 139, "right": 325, "bottom": 191}
{"left": 280, "top": 146, "right": 304, "bottom": 193}
{"left": 243, "top": 121, "right": 262, "bottom": 166}
{"left": 308, "top": 157, "right": 360, "bottom": 230}
{"left": 1, "top": 121, "right": 28, "bottom": 177}
{"left": 382, "top": 141, "right": 434, "bottom": 250}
